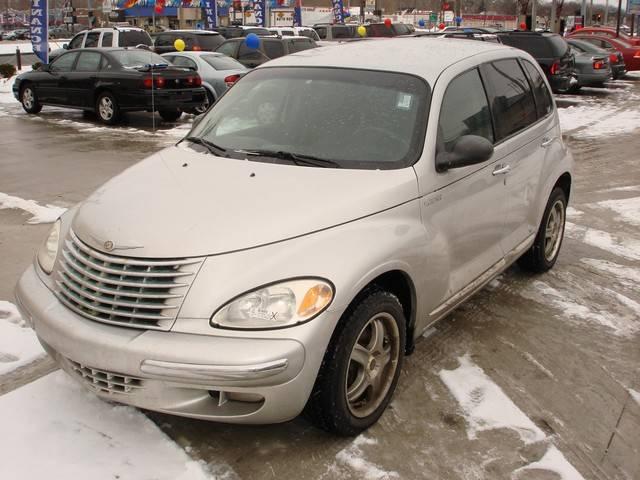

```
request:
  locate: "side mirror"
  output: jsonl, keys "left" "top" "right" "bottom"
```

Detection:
{"left": 62, "top": 43, "right": 68, "bottom": 49}
{"left": 436, "top": 135, "right": 494, "bottom": 172}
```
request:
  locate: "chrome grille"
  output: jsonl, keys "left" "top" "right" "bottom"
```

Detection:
{"left": 66, "top": 358, "right": 144, "bottom": 395}
{"left": 54, "top": 230, "right": 202, "bottom": 330}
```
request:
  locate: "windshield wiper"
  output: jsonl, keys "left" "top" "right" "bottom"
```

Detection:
{"left": 184, "top": 136, "right": 228, "bottom": 157}
{"left": 236, "top": 149, "right": 341, "bottom": 168}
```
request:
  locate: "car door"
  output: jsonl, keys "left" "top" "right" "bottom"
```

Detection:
{"left": 479, "top": 58, "right": 549, "bottom": 259}
{"left": 84, "top": 31, "right": 100, "bottom": 48}
{"left": 415, "top": 65, "right": 506, "bottom": 318}
{"left": 67, "top": 51, "right": 103, "bottom": 108}
{"left": 45, "top": 51, "right": 79, "bottom": 104}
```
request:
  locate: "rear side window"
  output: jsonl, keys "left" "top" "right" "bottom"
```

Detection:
{"left": 438, "top": 68, "right": 494, "bottom": 154}
{"left": 172, "top": 56, "right": 197, "bottom": 70}
{"left": 263, "top": 40, "right": 285, "bottom": 59}
{"left": 521, "top": 60, "right": 553, "bottom": 118}
{"left": 85, "top": 32, "right": 100, "bottom": 48}
{"left": 75, "top": 51, "right": 102, "bottom": 71}
{"left": 315, "top": 26, "right": 327, "bottom": 39}
{"left": 120, "top": 30, "right": 152, "bottom": 47}
{"left": 331, "top": 26, "right": 353, "bottom": 38}
{"left": 499, "top": 35, "right": 552, "bottom": 57}
{"left": 154, "top": 34, "right": 173, "bottom": 47}
{"left": 289, "top": 39, "right": 314, "bottom": 53}
{"left": 216, "top": 41, "right": 238, "bottom": 57}
{"left": 195, "top": 34, "right": 224, "bottom": 50}
{"left": 50, "top": 52, "right": 78, "bottom": 72}
{"left": 482, "top": 59, "right": 538, "bottom": 140}
{"left": 102, "top": 32, "right": 113, "bottom": 47}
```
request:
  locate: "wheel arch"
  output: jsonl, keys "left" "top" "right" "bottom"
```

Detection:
{"left": 93, "top": 86, "right": 115, "bottom": 109}
{"left": 554, "top": 172, "right": 572, "bottom": 203}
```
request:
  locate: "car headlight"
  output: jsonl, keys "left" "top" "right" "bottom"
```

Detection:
{"left": 211, "top": 278, "right": 334, "bottom": 330}
{"left": 37, "top": 220, "right": 61, "bottom": 275}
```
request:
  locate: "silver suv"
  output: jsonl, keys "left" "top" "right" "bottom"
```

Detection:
{"left": 16, "top": 38, "right": 572, "bottom": 436}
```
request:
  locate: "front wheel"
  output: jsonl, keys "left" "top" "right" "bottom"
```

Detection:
{"left": 159, "top": 109, "right": 182, "bottom": 122}
{"left": 518, "top": 187, "right": 567, "bottom": 273}
{"left": 305, "top": 289, "right": 406, "bottom": 436}
{"left": 96, "top": 92, "right": 120, "bottom": 125}
{"left": 21, "top": 84, "right": 42, "bottom": 114}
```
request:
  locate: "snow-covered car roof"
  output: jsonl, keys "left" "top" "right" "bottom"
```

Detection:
{"left": 262, "top": 37, "right": 512, "bottom": 84}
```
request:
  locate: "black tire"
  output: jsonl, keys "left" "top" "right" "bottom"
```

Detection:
{"left": 159, "top": 109, "right": 182, "bottom": 122}
{"left": 193, "top": 89, "right": 215, "bottom": 115}
{"left": 20, "top": 84, "right": 42, "bottom": 114}
{"left": 518, "top": 187, "right": 567, "bottom": 273}
{"left": 95, "top": 91, "right": 120, "bottom": 125}
{"left": 305, "top": 289, "right": 406, "bottom": 436}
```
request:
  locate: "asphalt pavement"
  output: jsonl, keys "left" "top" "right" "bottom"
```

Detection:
{"left": 0, "top": 78, "right": 639, "bottom": 479}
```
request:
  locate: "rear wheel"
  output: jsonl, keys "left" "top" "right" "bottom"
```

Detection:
{"left": 20, "top": 84, "right": 42, "bottom": 114}
{"left": 518, "top": 187, "right": 567, "bottom": 273}
{"left": 193, "top": 89, "right": 215, "bottom": 115}
{"left": 96, "top": 92, "right": 120, "bottom": 125}
{"left": 305, "top": 289, "right": 405, "bottom": 436}
{"left": 159, "top": 109, "right": 182, "bottom": 122}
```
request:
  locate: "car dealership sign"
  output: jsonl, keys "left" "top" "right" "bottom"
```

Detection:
{"left": 30, "top": 0, "right": 49, "bottom": 64}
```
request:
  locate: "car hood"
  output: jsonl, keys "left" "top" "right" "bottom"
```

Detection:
{"left": 72, "top": 144, "right": 419, "bottom": 258}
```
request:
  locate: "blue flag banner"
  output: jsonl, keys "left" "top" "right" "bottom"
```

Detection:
{"left": 202, "top": 0, "right": 217, "bottom": 28}
{"left": 30, "top": 0, "right": 48, "bottom": 64}
{"left": 331, "top": 0, "right": 344, "bottom": 23}
{"left": 254, "top": 0, "right": 265, "bottom": 26}
{"left": 293, "top": 0, "right": 302, "bottom": 26}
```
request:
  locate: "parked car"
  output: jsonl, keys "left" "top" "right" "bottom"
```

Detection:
{"left": 13, "top": 48, "right": 206, "bottom": 124}
{"left": 2, "top": 30, "right": 18, "bottom": 41}
{"left": 216, "top": 36, "right": 316, "bottom": 68}
{"left": 49, "top": 26, "right": 153, "bottom": 61}
{"left": 313, "top": 23, "right": 357, "bottom": 41}
{"left": 496, "top": 31, "right": 576, "bottom": 92}
{"left": 568, "top": 38, "right": 626, "bottom": 79}
{"left": 365, "top": 22, "right": 413, "bottom": 37}
{"left": 211, "top": 26, "right": 271, "bottom": 39}
{"left": 161, "top": 51, "right": 247, "bottom": 113}
{"left": 567, "top": 34, "right": 640, "bottom": 72}
{"left": 15, "top": 38, "right": 572, "bottom": 436}
{"left": 567, "top": 27, "right": 640, "bottom": 46}
{"left": 442, "top": 26, "right": 501, "bottom": 33}
{"left": 568, "top": 45, "right": 611, "bottom": 90}
{"left": 268, "top": 26, "right": 320, "bottom": 41}
{"left": 153, "top": 30, "right": 225, "bottom": 54}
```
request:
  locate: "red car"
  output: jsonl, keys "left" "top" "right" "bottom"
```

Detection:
{"left": 569, "top": 34, "right": 640, "bottom": 71}
{"left": 568, "top": 27, "right": 640, "bottom": 46}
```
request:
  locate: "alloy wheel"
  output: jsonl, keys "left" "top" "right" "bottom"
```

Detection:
{"left": 345, "top": 312, "right": 401, "bottom": 418}
{"left": 544, "top": 199, "right": 565, "bottom": 261}
{"left": 22, "top": 88, "right": 34, "bottom": 109}
{"left": 99, "top": 97, "right": 114, "bottom": 121}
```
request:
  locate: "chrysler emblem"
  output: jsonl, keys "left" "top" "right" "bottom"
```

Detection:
{"left": 103, "top": 240, "right": 114, "bottom": 252}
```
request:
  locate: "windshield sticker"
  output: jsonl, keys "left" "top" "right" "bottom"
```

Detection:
{"left": 397, "top": 93, "right": 413, "bottom": 110}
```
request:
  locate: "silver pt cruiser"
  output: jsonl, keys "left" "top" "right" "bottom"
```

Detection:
{"left": 16, "top": 38, "right": 573, "bottom": 435}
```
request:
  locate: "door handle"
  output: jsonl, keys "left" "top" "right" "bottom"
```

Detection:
{"left": 541, "top": 137, "right": 556, "bottom": 148}
{"left": 492, "top": 164, "right": 511, "bottom": 176}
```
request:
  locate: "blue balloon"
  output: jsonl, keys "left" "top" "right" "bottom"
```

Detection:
{"left": 418, "top": 19, "right": 425, "bottom": 27}
{"left": 245, "top": 33, "right": 260, "bottom": 50}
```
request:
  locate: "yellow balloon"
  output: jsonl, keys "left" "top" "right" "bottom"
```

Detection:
{"left": 357, "top": 26, "right": 366, "bottom": 37}
{"left": 174, "top": 38, "right": 186, "bottom": 52}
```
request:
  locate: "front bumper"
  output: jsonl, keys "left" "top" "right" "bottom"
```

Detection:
{"left": 15, "top": 265, "right": 323, "bottom": 424}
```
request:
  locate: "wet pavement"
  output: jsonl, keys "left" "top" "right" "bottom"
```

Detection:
{"left": 1, "top": 76, "right": 639, "bottom": 479}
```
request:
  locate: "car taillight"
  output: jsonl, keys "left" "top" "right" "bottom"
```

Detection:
{"left": 142, "top": 76, "right": 166, "bottom": 89}
{"left": 142, "top": 77, "right": 153, "bottom": 89}
{"left": 634, "top": 50, "right": 640, "bottom": 58}
{"left": 192, "top": 45, "right": 201, "bottom": 51}
{"left": 155, "top": 76, "right": 165, "bottom": 88}
{"left": 193, "top": 75, "right": 202, "bottom": 86}
{"left": 593, "top": 59, "right": 605, "bottom": 70}
{"left": 609, "top": 53, "right": 618, "bottom": 64}
{"left": 224, "top": 74, "right": 241, "bottom": 88}
{"left": 550, "top": 61, "right": 560, "bottom": 75}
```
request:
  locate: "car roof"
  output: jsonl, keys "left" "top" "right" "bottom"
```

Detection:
{"left": 263, "top": 37, "right": 510, "bottom": 83}
{"left": 161, "top": 51, "right": 224, "bottom": 56}
{"left": 160, "top": 29, "right": 220, "bottom": 35}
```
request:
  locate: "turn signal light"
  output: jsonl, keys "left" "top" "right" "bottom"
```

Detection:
{"left": 593, "top": 60, "right": 605, "bottom": 70}
{"left": 224, "top": 74, "right": 241, "bottom": 88}
{"left": 550, "top": 61, "right": 560, "bottom": 75}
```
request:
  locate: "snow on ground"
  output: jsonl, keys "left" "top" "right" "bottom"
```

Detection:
{"left": 519, "top": 279, "right": 639, "bottom": 337}
{"left": 0, "top": 301, "right": 45, "bottom": 375}
{"left": 438, "top": 354, "right": 546, "bottom": 445}
{"left": 565, "top": 206, "right": 584, "bottom": 219}
{"left": 512, "top": 445, "right": 586, "bottom": 480}
{"left": 580, "top": 258, "right": 640, "bottom": 290}
{"left": 0, "top": 191, "right": 66, "bottom": 224}
{"left": 565, "top": 222, "right": 640, "bottom": 261}
{"left": 592, "top": 196, "right": 640, "bottom": 227}
{"left": 0, "top": 371, "right": 214, "bottom": 480}
{"left": 576, "top": 108, "right": 640, "bottom": 138}
{"left": 558, "top": 104, "right": 616, "bottom": 133}
{"left": 333, "top": 436, "right": 400, "bottom": 480}
{"left": 629, "top": 389, "right": 640, "bottom": 406}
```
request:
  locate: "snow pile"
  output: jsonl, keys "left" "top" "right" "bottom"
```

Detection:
{"left": 438, "top": 354, "right": 546, "bottom": 444}
{"left": 512, "top": 445, "right": 585, "bottom": 480}
{"left": 594, "top": 196, "right": 640, "bottom": 227}
{"left": 0, "top": 192, "right": 66, "bottom": 224}
{"left": 565, "top": 222, "right": 640, "bottom": 261}
{"left": 576, "top": 109, "right": 640, "bottom": 138}
{"left": 0, "top": 301, "right": 46, "bottom": 375}
{"left": 334, "top": 436, "right": 400, "bottom": 480}
{"left": 0, "top": 371, "right": 213, "bottom": 480}
{"left": 557, "top": 104, "right": 615, "bottom": 133}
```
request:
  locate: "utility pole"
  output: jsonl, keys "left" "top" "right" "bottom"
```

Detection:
{"left": 615, "top": 0, "right": 622, "bottom": 36}
{"left": 588, "top": 0, "right": 593, "bottom": 25}
{"left": 531, "top": 0, "right": 536, "bottom": 30}
{"left": 581, "top": 0, "right": 586, "bottom": 21}
{"left": 550, "top": 0, "right": 556, "bottom": 32}
{"left": 604, "top": 0, "right": 609, "bottom": 25}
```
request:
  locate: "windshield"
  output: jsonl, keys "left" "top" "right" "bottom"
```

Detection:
{"left": 112, "top": 50, "right": 167, "bottom": 67}
{"left": 119, "top": 30, "right": 153, "bottom": 47}
{"left": 201, "top": 54, "right": 246, "bottom": 70}
{"left": 189, "top": 67, "right": 430, "bottom": 170}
